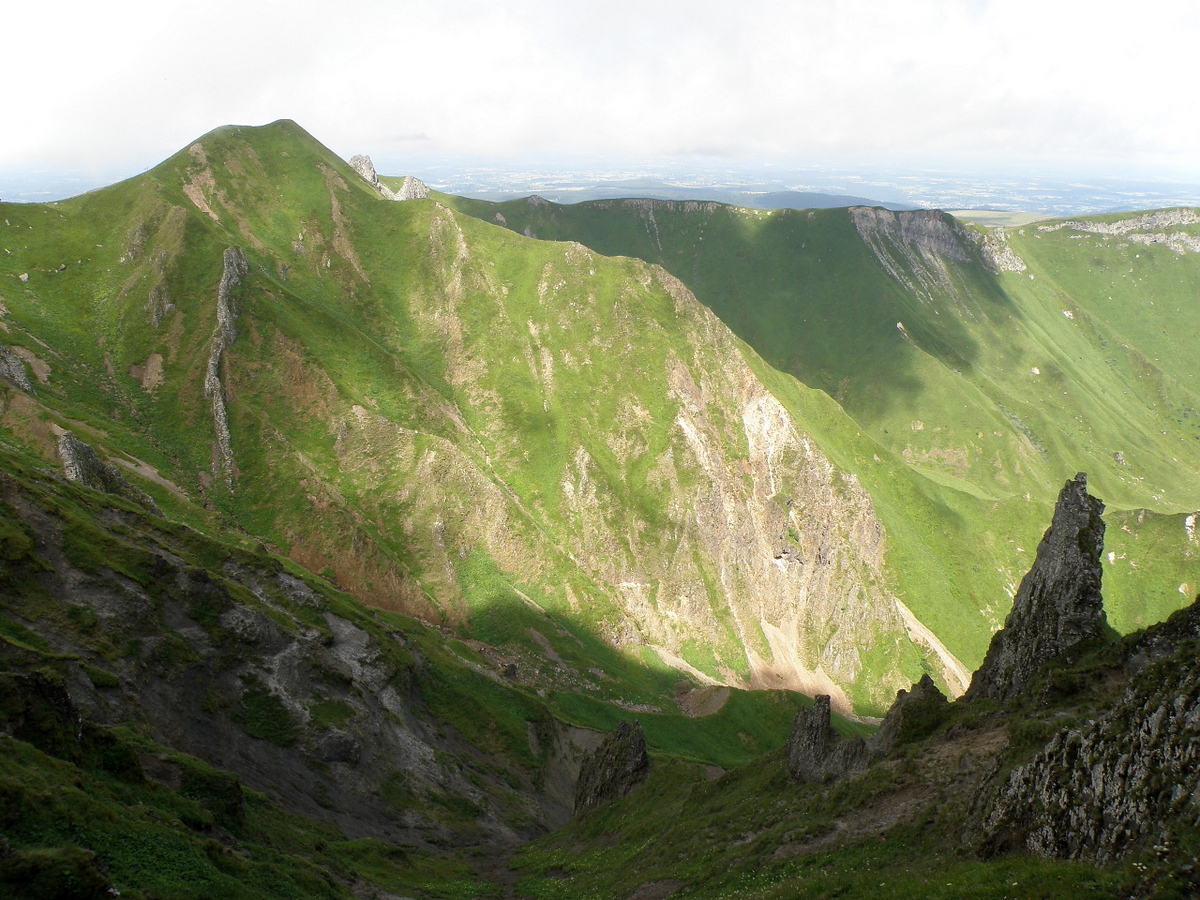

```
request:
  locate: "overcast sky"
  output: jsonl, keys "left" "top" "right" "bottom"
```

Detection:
{"left": 5, "top": 0, "right": 1199, "bottom": 191}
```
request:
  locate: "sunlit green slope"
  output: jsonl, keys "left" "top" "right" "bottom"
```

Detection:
{"left": 0, "top": 121, "right": 982, "bottom": 714}
{"left": 444, "top": 194, "right": 1200, "bottom": 639}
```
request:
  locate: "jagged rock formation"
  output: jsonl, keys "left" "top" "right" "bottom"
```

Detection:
{"left": 966, "top": 473, "right": 1107, "bottom": 702}
{"left": 348, "top": 154, "right": 428, "bottom": 201}
{"left": 394, "top": 175, "right": 429, "bottom": 201}
{"left": 56, "top": 431, "right": 161, "bottom": 514}
{"left": 979, "top": 595, "right": 1200, "bottom": 865}
{"left": 348, "top": 153, "right": 396, "bottom": 199}
{"left": 870, "top": 673, "right": 949, "bottom": 753}
{"left": 0, "top": 345, "right": 32, "bottom": 393}
{"left": 204, "top": 247, "right": 247, "bottom": 489}
{"left": 784, "top": 695, "right": 868, "bottom": 783}
{"left": 976, "top": 227, "right": 1027, "bottom": 273}
{"left": 574, "top": 721, "right": 650, "bottom": 814}
{"left": 348, "top": 154, "right": 379, "bottom": 186}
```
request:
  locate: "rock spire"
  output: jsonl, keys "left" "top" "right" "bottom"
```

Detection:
{"left": 784, "top": 695, "right": 868, "bottom": 783}
{"left": 966, "top": 473, "right": 1107, "bottom": 702}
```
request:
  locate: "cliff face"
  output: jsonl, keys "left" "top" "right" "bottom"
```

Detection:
{"left": 966, "top": 473, "right": 1108, "bottom": 702}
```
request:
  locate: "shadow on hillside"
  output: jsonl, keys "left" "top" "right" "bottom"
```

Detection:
{"left": 446, "top": 198, "right": 1029, "bottom": 420}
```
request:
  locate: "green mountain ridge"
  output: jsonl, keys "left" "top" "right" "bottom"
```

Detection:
{"left": 2, "top": 118, "right": 1200, "bottom": 897}
{"left": 3, "top": 120, "right": 1199, "bottom": 717}
{"left": 0, "top": 120, "right": 954, "bottom": 715}
{"left": 439, "top": 189, "right": 1200, "bottom": 640}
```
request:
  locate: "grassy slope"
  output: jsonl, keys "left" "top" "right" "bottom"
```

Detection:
{"left": 511, "top": 756, "right": 1121, "bottom": 900}
{"left": 0, "top": 436, "right": 830, "bottom": 897}
{"left": 508, "top": 626, "right": 1200, "bottom": 900}
{"left": 0, "top": 121, "right": 940, "bottom": 714}
{"left": 0, "top": 122, "right": 846, "bottom": 738}
{"left": 4, "top": 120, "right": 1197, "bottom": 716}
{"left": 443, "top": 194, "right": 1200, "bottom": 650}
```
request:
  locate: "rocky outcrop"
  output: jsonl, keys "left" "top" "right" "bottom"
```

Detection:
{"left": 788, "top": 673, "right": 949, "bottom": 782}
{"left": 57, "top": 431, "right": 161, "bottom": 514}
{"left": 349, "top": 154, "right": 398, "bottom": 200}
{"left": 966, "top": 473, "right": 1107, "bottom": 702}
{"left": 205, "top": 247, "right": 247, "bottom": 490}
{"left": 1038, "top": 209, "right": 1200, "bottom": 236}
{"left": 0, "top": 671, "right": 84, "bottom": 762}
{"left": 574, "top": 721, "right": 650, "bottom": 814}
{"left": 976, "top": 228, "right": 1027, "bottom": 273}
{"left": 349, "top": 154, "right": 380, "bottom": 187}
{"left": 394, "top": 175, "right": 429, "bottom": 201}
{"left": 784, "top": 695, "right": 868, "bottom": 783}
{"left": 979, "top": 595, "right": 1200, "bottom": 864}
{"left": 1036, "top": 210, "right": 1200, "bottom": 255}
{"left": 0, "top": 344, "right": 32, "bottom": 393}
{"left": 870, "top": 673, "right": 949, "bottom": 753}
{"left": 348, "top": 155, "right": 427, "bottom": 201}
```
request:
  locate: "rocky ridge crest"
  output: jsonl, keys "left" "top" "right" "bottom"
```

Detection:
{"left": 349, "top": 154, "right": 429, "bottom": 201}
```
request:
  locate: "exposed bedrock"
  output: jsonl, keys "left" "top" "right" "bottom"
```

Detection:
{"left": 966, "top": 473, "right": 1107, "bottom": 703}
{"left": 574, "top": 721, "right": 650, "bottom": 815}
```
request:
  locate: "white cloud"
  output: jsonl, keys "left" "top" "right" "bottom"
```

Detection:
{"left": 3, "top": 0, "right": 1199, "bottom": 178}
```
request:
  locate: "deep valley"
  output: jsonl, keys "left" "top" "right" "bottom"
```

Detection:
{"left": 1, "top": 120, "right": 1199, "bottom": 898}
